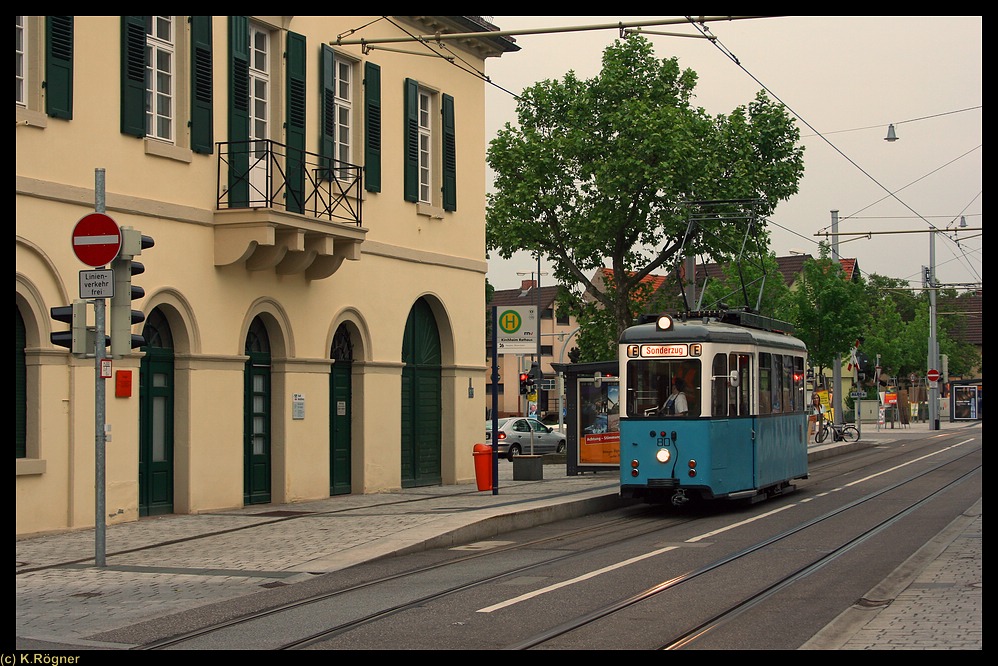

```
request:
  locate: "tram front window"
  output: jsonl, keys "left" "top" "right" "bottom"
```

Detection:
{"left": 626, "top": 359, "right": 701, "bottom": 417}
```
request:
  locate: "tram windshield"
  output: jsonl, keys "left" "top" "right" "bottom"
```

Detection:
{"left": 625, "top": 359, "right": 701, "bottom": 418}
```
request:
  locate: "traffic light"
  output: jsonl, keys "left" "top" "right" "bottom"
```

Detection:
{"left": 527, "top": 361, "right": 540, "bottom": 393}
{"left": 519, "top": 372, "right": 529, "bottom": 395}
{"left": 110, "top": 227, "right": 154, "bottom": 358}
{"left": 50, "top": 300, "right": 89, "bottom": 356}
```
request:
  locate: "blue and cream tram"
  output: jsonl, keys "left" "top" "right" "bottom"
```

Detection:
{"left": 619, "top": 308, "right": 808, "bottom": 506}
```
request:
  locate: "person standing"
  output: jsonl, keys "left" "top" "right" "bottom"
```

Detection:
{"left": 810, "top": 393, "right": 825, "bottom": 436}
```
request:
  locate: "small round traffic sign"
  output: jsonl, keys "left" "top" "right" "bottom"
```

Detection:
{"left": 72, "top": 213, "right": 121, "bottom": 267}
{"left": 927, "top": 369, "right": 940, "bottom": 382}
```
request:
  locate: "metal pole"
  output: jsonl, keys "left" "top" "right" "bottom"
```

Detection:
{"left": 535, "top": 255, "right": 542, "bottom": 421}
{"left": 490, "top": 305, "right": 499, "bottom": 494}
{"left": 875, "top": 355, "right": 881, "bottom": 432}
{"left": 536, "top": 255, "right": 542, "bottom": 363}
{"left": 928, "top": 231, "right": 940, "bottom": 430}
{"left": 830, "top": 210, "right": 843, "bottom": 425}
{"left": 94, "top": 169, "right": 107, "bottom": 567}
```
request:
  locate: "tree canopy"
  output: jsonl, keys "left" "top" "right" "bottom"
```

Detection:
{"left": 487, "top": 35, "right": 805, "bottom": 358}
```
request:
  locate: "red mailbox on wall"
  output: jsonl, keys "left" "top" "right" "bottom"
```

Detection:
{"left": 115, "top": 370, "right": 132, "bottom": 398}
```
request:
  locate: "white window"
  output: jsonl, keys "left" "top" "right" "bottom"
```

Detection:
{"left": 418, "top": 88, "right": 433, "bottom": 204}
{"left": 15, "top": 16, "right": 26, "bottom": 106}
{"left": 248, "top": 23, "right": 270, "bottom": 197}
{"left": 144, "top": 16, "right": 175, "bottom": 142}
{"left": 334, "top": 55, "right": 352, "bottom": 178}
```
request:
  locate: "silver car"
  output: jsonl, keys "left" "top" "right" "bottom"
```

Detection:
{"left": 484, "top": 417, "right": 567, "bottom": 461}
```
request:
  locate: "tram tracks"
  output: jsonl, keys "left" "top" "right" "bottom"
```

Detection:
{"left": 136, "top": 441, "right": 979, "bottom": 650}
{"left": 509, "top": 447, "right": 981, "bottom": 650}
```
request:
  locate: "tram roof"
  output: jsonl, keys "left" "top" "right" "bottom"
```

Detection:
{"left": 620, "top": 316, "right": 807, "bottom": 352}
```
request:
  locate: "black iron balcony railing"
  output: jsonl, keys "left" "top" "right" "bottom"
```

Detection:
{"left": 216, "top": 139, "right": 362, "bottom": 226}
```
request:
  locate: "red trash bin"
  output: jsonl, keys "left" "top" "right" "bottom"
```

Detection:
{"left": 473, "top": 443, "right": 493, "bottom": 491}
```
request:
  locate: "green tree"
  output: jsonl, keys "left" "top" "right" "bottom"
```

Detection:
{"left": 487, "top": 36, "right": 804, "bottom": 359}
{"left": 861, "top": 278, "right": 977, "bottom": 387}
{"left": 783, "top": 248, "right": 867, "bottom": 378}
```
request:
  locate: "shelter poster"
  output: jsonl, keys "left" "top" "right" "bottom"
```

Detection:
{"left": 578, "top": 379, "right": 620, "bottom": 465}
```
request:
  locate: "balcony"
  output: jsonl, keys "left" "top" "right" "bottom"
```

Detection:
{"left": 214, "top": 140, "right": 366, "bottom": 280}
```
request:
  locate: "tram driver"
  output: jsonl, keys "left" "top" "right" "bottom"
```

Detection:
{"left": 661, "top": 377, "right": 690, "bottom": 416}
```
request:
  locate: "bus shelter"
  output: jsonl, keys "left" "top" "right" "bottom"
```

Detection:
{"left": 552, "top": 361, "right": 619, "bottom": 476}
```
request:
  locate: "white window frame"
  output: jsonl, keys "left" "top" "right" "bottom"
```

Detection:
{"left": 334, "top": 54, "right": 353, "bottom": 179}
{"left": 145, "top": 16, "right": 175, "bottom": 142}
{"left": 16, "top": 16, "right": 26, "bottom": 107}
{"left": 248, "top": 22, "right": 271, "bottom": 198}
{"left": 418, "top": 88, "right": 433, "bottom": 204}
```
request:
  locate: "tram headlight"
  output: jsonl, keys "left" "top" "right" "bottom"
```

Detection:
{"left": 655, "top": 448, "right": 671, "bottom": 463}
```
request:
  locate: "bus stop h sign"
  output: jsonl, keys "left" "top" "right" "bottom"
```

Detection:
{"left": 72, "top": 213, "right": 121, "bottom": 267}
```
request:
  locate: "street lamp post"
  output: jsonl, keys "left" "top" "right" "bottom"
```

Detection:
{"left": 928, "top": 231, "right": 940, "bottom": 430}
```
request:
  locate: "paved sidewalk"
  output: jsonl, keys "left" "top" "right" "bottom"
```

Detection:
{"left": 15, "top": 421, "right": 981, "bottom": 651}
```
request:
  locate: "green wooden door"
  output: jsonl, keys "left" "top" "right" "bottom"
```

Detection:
{"left": 139, "top": 348, "right": 174, "bottom": 515}
{"left": 139, "top": 309, "right": 174, "bottom": 516}
{"left": 400, "top": 298, "right": 441, "bottom": 488}
{"left": 243, "top": 317, "right": 271, "bottom": 504}
{"left": 329, "top": 324, "right": 353, "bottom": 495}
{"left": 330, "top": 360, "right": 352, "bottom": 495}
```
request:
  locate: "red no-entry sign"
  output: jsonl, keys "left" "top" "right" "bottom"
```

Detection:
{"left": 927, "top": 369, "right": 940, "bottom": 382}
{"left": 72, "top": 213, "right": 121, "bottom": 267}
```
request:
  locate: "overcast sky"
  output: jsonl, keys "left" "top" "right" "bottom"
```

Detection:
{"left": 482, "top": 16, "right": 982, "bottom": 293}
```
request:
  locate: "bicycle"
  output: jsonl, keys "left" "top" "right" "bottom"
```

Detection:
{"left": 815, "top": 421, "right": 860, "bottom": 443}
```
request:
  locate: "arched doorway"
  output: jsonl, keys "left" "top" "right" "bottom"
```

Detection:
{"left": 138, "top": 308, "right": 175, "bottom": 516}
{"left": 16, "top": 306, "right": 27, "bottom": 459}
{"left": 329, "top": 325, "right": 353, "bottom": 495}
{"left": 400, "top": 298, "right": 441, "bottom": 488}
{"left": 244, "top": 316, "right": 272, "bottom": 504}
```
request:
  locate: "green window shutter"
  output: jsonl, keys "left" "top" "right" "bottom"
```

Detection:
{"left": 227, "top": 16, "right": 250, "bottom": 206}
{"left": 190, "top": 16, "right": 213, "bottom": 154}
{"left": 45, "top": 16, "right": 74, "bottom": 119}
{"left": 403, "top": 78, "right": 419, "bottom": 202}
{"left": 120, "top": 16, "right": 146, "bottom": 136}
{"left": 441, "top": 93, "right": 456, "bottom": 211}
{"left": 363, "top": 61, "right": 381, "bottom": 193}
{"left": 285, "top": 31, "right": 307, "bottom": 214}
{"left": 319, "top": 45, "right": 336, "bottom": 181}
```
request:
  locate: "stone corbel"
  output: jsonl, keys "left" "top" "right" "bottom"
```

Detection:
{"left": 275, "top": 229, "right": 315, "bottom": 274}
{"left": 305, "top": 237, "right": 362, "bottom": 281}
{"left": 214, "top": 224, "right": 276, "bottom": 266}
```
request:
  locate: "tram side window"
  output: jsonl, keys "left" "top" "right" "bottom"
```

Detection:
{"left": 794, "top": 356, "right": 805, "bottom": 412}
{"left": 711, "top": 353, "right": 728, "bottom": 416}
{"left": 782, "top": 354, "right": 794, "bottom": 413}
{"left": 772, "top": 354, "right": 785, "bottom": 412}
{"left": 759, "top": 353, "right": 772, "bottom": 414}
{"left": 733, "top": 353, "right": 751, "bottom": 416}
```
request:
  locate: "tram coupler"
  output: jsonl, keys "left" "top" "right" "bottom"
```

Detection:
{"left": 671, "top": 489, "right": 690, "bottom": 507}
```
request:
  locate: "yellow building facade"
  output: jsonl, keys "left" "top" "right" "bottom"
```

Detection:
{"left": 16, "top": 16, "right": 517, "bottom": 535}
